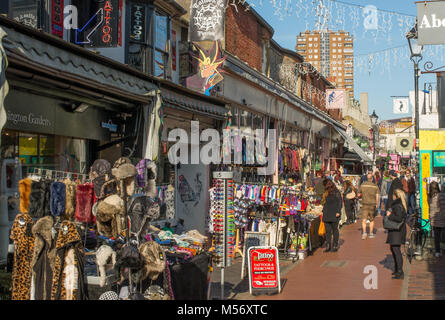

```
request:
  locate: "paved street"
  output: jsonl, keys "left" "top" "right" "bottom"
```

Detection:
{"left": 210, "top": 216, "right": 445, "bottom": 301}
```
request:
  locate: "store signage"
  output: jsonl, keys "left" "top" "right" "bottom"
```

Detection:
{"left": 417, "top": 1, "right": 445, "bottom": 45}
{"left": 189, "top": 0, "right": 227, "bottom": 41}
{"left": 6, "top": 110, "right": 51, "bottom": 128}
{"left": 74, "top": 0, "right": 121, "bottom": 47}
{"left": 52, "top": 0, "right": 64, "bottom": 38}
{"left": 433, "top": 151, "right": 445, "bottom": 167}
{"left": 101, "top": 120, "right": 118, "bottom": 132}
{"left": 247, "top": 246, "right": 281, "bottom": 295}
{"left": 11, "top": 0, "right": 38, "bottom": 28}
{"left": 130, "top": 4, "right": 145, "bottom": 43}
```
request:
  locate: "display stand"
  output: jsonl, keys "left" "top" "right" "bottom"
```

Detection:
{"left": 212, "top": 171, "right": 234, "bottom": 300}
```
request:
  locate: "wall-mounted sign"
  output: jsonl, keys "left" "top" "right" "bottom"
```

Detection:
{"left": 101, "top": 120, "right": 118, "bottom": 132}
{"left": 11, "top": 0, "right": 38, "bottom": 28}
{"left": 188, "top": 0, "right": 227, "bottom": 41}
{"left": 433, "top": 151, "right": 445, "bottom": 167}
{"left": 247, "top": 246, "right": 281, "bottom": 295}
{"left": 326, "top": 89, "right": 346, "bottom": 109}
{"left": 74, "top": 0, "right": 121, "bottom": 47}
{"left": 51, "top": 0, "right": 64, "bottom": 38}
{"left": 417, "top": 1, "right": 445, "bottom": 45}
{"left": 130, "top": 4, "right": 145, "bottom": 43}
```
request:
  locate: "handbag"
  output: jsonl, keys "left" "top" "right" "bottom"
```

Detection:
{"left": 318, "top": 221, "right": 326, "bottom": 236}
{"left": 383, "top": 215, "right": 404, "bottom": 230}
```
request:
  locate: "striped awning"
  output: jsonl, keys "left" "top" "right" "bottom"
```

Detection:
{"left": 161, "top": 88, "right": 228, "bottom": 120}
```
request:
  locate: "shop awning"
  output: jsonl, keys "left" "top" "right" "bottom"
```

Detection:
{"left": 161, "top": 88, "right": 228, "bottom": 120}
{"left": 333, "top": 126, "right": 373, "bottom": 165}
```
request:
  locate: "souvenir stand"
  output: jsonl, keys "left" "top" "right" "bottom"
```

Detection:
{"left": 9, "top": 157, "right": 212, "bottom": 300}
{"left": 209, "top": 171, "right": 235, "bottom": 300}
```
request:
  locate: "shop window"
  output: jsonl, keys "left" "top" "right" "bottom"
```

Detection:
{"left": 1, "top": 130, "right": 88, "bottom": 178}
{"left": 126, "top": 2, "right": 171, "bottom": 79}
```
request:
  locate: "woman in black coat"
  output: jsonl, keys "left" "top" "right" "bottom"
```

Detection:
{"left": 386, "top": 188, "right": 407, "bottom": 279}
{"left": 322, "top": 180, "right": 343, "bottom": 253}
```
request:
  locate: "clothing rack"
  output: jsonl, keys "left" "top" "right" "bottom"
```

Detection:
{"left": 28, "top": 167, "right": 89, "bottom": 181}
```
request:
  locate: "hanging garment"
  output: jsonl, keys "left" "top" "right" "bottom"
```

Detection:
{"left": 19, "top": 178, "right": 32, "bottom": 213}
{"left": 31, "top": 216, "right": 56, "bottom": 300}
{"left": 50, "top": 182, "right": 66, "bottom": 217}
{"left": 74, "top": 183, "right": 94, "bottom": 223}
{"left": 28, "top": 180, "right": 51, "bottom": 219}
{"left": 63, "top": 179, "right": 77, "bottom": 221}
{"left": 50, "top": 221, "right": 88, "bottom": 300}
{"left": 10, "top": 213, "right": 35, "bottom": 300}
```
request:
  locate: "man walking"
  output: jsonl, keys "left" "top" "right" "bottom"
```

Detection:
{"left": 358, "top": 172, "right": 380, "bottom": 239}
{"left": 402, "top": 169, "right": 416, "bottom": 214}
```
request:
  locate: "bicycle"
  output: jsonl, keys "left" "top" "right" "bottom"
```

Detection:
{"left": 404, "top": 208, "right": 430, "bottom": 263}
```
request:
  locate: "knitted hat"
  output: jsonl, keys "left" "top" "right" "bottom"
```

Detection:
{"left": 19, "top": 178, "right": 32, "bottom": 214}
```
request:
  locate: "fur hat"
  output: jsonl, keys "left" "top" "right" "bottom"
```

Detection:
{"left": 50, "top": 182, "right": 66, "bottom": 217}
{"left": 137, "top": 241, "right": 166, "bottom": 281}
{"left": 96, "top": 195, "right": 125, "bottom": 238}
{"left": 114, "top": 244, "right": 143, "bottom": 283}
{"left": 95, "top": 245, "right": 116, "bottom": 287}
{"left": 74, "top": 183, "right": 94, "bottom": 223}
{"left": 28, "top": 180, "right": 51, "bottom": 219}
{"left": 19, "top": 178, "right": 32, "bottom": 213}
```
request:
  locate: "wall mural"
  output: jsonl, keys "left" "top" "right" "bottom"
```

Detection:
{"left": 186, "top": 41, "right": 226, "bottom": 96}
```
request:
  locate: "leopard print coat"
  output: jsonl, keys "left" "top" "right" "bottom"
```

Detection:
{"left": 10, "top": 213, "right": 35, "bottom": 300}
{"left": 50, "top": 221, "right": 87, "bottom": 300}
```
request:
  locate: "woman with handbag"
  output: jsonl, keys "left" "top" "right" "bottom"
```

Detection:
{"left": 322, "top": 180, "right": 343, "bottom": 253}
{"left": 343, "top": 180, "right": 356, "bottom": 225}
{"left": 385, "top": 189, "right": 407, "bottom": 280}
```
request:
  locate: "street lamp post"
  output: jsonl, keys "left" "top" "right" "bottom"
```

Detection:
{"left": 407, "top": 23, "right": 423, "bottom": 217}
{"left": 370, "top": 110, "right": 379, "bottom": 167}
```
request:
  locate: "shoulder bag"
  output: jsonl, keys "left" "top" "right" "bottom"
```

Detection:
{"left": 383, "top": 215, "right": 404, "bottom": 230}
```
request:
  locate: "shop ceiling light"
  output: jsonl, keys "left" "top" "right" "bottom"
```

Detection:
{"left": 72, "top": 103, "right": 90, "bottom": 113}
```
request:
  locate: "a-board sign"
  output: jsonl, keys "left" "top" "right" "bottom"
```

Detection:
{"left": 247, "top": 246, "right": 281, "bottom": 295}
{"left": 241, "top": 232, "right": 269, "bottom": 279}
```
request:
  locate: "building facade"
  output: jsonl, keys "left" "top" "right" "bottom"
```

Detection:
{"left": 296, "top": 30, "right": 354, "bottom": 100}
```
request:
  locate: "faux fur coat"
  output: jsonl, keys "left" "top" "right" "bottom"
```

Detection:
{"left": 74, "top": 183, "right": 94, "bottom": 223}
{"left": 28, "top": 180, "right": 52, "bottom": 219}
{"left": 19, "top": 178, "right": 32, "bottom": 213}
{"left": 50, "top": 221, "right": 88, "bottom": 300}
{"left": 31, "top": 216, "right": 56, "bottom": 300}
{"left": 63, "top": 179, "right": 78, "bottom": 221}
{"left": 50, "top": 182, "right": 66, "bottom": 217}
{"left": 10, "top": 213, "right": 35, "bottom": 300}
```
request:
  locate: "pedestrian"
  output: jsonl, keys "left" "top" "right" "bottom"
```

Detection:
{"left": 380, "top": 171, "right": 392, "bottom": 216}
{"left": 359, "top": 169, "right": 375, "bottom": 186}
{"left": 314, "top": 171, "right": 326, "bottom": 201}
{"left": 385, "top": 170, "right": 403, "bottom": 215}
{"left": 428, "top": 181, "right": 445, "bottom": 257}
{"left": 386, "top": 189, "right": 407, "bottom": 280}
{"left": 343, "top": 180, "right": 356, "bottom": 225}
{"left": 358, "top": 172, "right": 380, "bottom": 240}
{"left": 374, "top": 171, "right": 382, "bottom": 189}
{"left": 322, "top": 180, "right": 343, "bottom": 253}
{"left": 402, "top": 169, "right": 416, "bottom": 214}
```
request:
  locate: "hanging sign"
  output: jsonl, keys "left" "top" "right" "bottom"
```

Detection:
{"left": 393, "top": 97, "right": 409, "bottom": 114}
{"left": 130, "top": 3, "right": 145, "bottom": 43}
{"left": 417, "top": 1, "right": 445, "bottom": 45}
{"left": 188, "top": 0, "right": 227, "bottom": 41}
{"left": 51, "top": 0, "right": 64, "bottom": 38}
{"left": 247, "top": 246, "right": 281, "bottom": 295}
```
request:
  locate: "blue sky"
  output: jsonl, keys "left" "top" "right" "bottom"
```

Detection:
{"left": 250, "top": 0, "right": 442, "bottom": 120}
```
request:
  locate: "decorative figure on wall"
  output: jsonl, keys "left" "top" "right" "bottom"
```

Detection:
{"left": 186, "top": 41, "right": 226, "bottom": 96}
